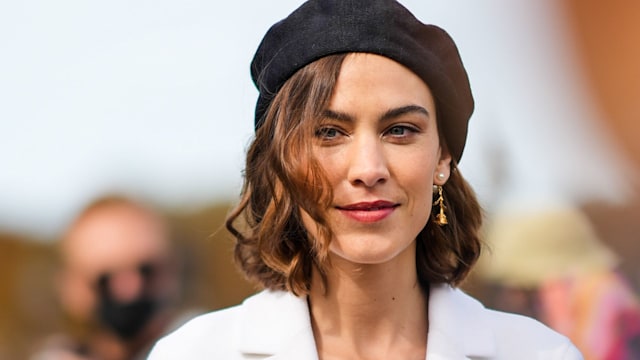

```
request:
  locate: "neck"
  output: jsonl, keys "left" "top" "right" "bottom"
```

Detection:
{"left": 308, "top": 244, "right": 429, "bottom": 359}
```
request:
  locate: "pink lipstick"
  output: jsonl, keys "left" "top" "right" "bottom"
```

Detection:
{"left": 337, "top": 200, "right": 398, "bottom": 223}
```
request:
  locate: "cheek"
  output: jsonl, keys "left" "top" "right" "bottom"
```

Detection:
{"left": 60, "top": 274, "right": 98, "bottom": 319}
{"left": 394, "top": 149, "right": 437, "bottom": 183}
{"left": 312, "top": 148, "right": 344, "bottom": 182}
{"left": 394, "top": 154, "right": 438, "bottom": 210}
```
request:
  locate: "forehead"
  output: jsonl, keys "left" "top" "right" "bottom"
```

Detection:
{"left": 62, "top": 205, "right": 169, "bottom": 273}
{"left": 330, "top": 53, "right": 435, "bottom": 112}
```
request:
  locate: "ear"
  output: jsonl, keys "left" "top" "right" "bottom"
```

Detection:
{"left": 434, "top": 149, "right": 452, "bottom": 186}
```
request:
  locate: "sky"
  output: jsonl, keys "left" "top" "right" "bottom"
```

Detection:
{"left": 0, "top": 1, "right": 633, "bottom": 240}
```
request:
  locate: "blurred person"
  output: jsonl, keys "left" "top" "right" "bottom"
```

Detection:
{"left": 478, "top": 205, "right": 640, "bottom": 360}
{"left": 32, "top": 196, "right": 187, "bottom": 360}
{"left": 149, "top": 1, "right": 582, "bottom": 358}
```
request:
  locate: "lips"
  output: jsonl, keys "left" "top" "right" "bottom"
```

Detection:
{"left": 337, "top": 200, "right": 398, "bottom": 223}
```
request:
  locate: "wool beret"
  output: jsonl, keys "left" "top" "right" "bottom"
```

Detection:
{"left": 251, "top": 0, "right": 474, "bottom": 162}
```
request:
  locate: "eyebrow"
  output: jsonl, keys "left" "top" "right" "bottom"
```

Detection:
{"left": 322, "top": 109, "right": 353, "bottom": 122}
{"left": 322, "top": 105, "right": 430, "bottom": 123}
{"left": 381, "top": 105, "right": 430, "bottom": 122}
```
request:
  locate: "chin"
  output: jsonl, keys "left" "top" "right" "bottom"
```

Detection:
{"left": 329, "top": 236, "right": 414, "bottom": 266}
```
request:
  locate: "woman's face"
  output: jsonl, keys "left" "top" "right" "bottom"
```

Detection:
{"left": 302, "top": 53, "right": 451, "bottom": 266}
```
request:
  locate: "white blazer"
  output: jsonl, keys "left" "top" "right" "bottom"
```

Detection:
{"left": 148, "top": 284, "right": 583, "bottom": 359}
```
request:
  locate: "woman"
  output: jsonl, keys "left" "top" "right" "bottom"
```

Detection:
{"left": 479, "top": 205, "right": 640, "bottom": 359}
{"left": 149, "top": 0, "right": 583, "bottom": 358}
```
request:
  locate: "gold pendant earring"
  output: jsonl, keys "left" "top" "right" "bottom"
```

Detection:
{"left": 434, "top": 185, "right": 448, "bottom": 226}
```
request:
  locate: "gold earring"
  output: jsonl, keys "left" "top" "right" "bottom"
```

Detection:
{"left": 433, "top": 185, "right": 448, "bottom": 226}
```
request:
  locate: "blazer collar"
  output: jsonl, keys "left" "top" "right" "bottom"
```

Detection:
{"left": 236, "top": 285, "right": 496, "bottom": 359}
{"left": 427, "top": 284, "right": 497, "bottom": 359}
{"left": 236, "top": 290, "right": 319, "bottom": 359}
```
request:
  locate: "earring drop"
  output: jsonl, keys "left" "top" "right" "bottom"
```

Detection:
{"left": 433, "top": 185, "right": 448, "bottom": 226}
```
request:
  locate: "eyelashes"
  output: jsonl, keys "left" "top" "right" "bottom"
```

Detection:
{"left": 314, "top": 124, "right": 421, "bottom": 143}
{"left": 314, "top": 126, "right": 342, "bottom": 139}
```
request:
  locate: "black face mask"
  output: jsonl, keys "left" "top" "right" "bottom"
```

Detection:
{"left": 95, "top": 264, "right": 162, "bottom": 340}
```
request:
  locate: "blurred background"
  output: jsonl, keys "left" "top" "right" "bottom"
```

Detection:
{"left": 1, "top": 0, "right": 639, "bottom": 359}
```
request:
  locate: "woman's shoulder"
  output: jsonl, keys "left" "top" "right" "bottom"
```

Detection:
{"left": 168, "top": 303, "right": 243, "bottom": 338}
{"left": 484, "top": 308, "right": 583, "bottom": 358}
{"left": 147, "top": 302, "right": 243, "bottom": 359}
{"left": 429, "top": 285, "right": 583, "bottom": 359}
{"left": 147, "top": 289, "right": 304, "bottom": 359}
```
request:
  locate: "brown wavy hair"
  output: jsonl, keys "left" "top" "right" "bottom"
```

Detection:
{"left": 226, "top": 53, "right": 483, "bottom": 296}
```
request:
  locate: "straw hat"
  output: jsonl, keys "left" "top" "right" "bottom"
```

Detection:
{"left": 477, "top": 205, "right": 619, "bottom": 288}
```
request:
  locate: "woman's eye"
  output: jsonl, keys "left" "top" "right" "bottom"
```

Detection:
{"left": 388, "top": 126, "right": 406, "bottom": 136}
{"left": 315, "top": 127, "right": 340, "bottom": 139}
{"left": 386, "top": 125, "right": 415, "bottom": 137}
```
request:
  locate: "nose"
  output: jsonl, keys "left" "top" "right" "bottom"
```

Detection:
{"left": 110, "top": 269, "right": 144, "bottom": 303}
{"left": 347, "top": 136, "right": 390, "bottom": 187}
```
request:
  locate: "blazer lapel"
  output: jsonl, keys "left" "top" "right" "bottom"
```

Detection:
{"left": 236, "top": 290, "right": 319, "bottom": 360}
{"left": 426, "top": 284, "right": 497, "bottom": 359}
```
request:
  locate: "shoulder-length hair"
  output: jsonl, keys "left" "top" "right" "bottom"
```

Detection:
{"left": 226, "top": 53, "right": 483, "bottom": 296}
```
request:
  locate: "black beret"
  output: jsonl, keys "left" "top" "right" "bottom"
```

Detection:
{"left": 251, "top": 0, "right": 474, "bottom": 162}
